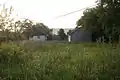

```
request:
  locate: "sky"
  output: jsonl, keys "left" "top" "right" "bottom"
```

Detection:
{"left": 0, "top": 0, "right": 96, "bottom": 29}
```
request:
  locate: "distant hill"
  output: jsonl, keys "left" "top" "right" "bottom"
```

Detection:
{"left": 52, "top": 28, "right": 73, "bottom": 35}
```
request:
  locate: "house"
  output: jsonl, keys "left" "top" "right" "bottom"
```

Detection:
{"left": 29, "top": 35, "right": 46, "bottom": 41}
{"left": 29, "top": 33, "right": 47, "bottom": 41}
{"left": 68, "top": 27, "right": 92, "bottom": 42}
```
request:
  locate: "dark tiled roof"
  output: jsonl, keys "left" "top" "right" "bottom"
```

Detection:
{"left": 31, "top": 32, "right": 47, "bottom": 37}
{"left": 69, "top": 27, "right": 86, "bottom": 35}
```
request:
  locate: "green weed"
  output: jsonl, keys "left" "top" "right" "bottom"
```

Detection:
{"left": 0, "top": 42, "right": 120, "bottom": 80}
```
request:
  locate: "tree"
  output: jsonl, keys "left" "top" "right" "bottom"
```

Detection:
{"left": 12, "top": 19, "right": 51, "bottom": 40}
{"left": 58, "top": 29, "right": 67, "bottom": 40}
{"left": 47, "top": 29, "right": 53, "bottom": 40}
{"left": 77, "top": 0, "right": 120, "bottom": 42}
{"left": 12, "top": 20, "right": 27, "bottom": 40}
{"left": 0, "top": 4, "right": 14, "bottom": 41}
{"left": 0, "top": 4, "right": 52, "bottom": 41}
{"left": 22, "top": 21, "right": 51, "bottom": 40}
{"left": 22, "top": 19, "right": 34, "bottom": 39}
{"left": 97, "top": 0, "right": 120, "bottom": 42}
{"left": 33, "top": 23, "right": 50, "bottom": 35}
{"left": 67, "top": 30, "right": 72, "bottom": 35}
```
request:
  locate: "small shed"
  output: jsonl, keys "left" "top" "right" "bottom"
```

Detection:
{"left": 68, "top": 27, "right": 92, "bottom": 42}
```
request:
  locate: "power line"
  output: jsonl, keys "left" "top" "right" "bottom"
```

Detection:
{"left": 55, "top": 4, "right": 97, "bottom": 18}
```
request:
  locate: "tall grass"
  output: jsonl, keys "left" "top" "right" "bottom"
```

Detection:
{"left": 0, "top": 42, "right": 120, "bottom": 80}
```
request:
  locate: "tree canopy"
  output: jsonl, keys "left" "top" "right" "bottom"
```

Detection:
{"left": 77, "top": 0, "right": 120, "bottom": 42}
{"left": 22, "top": 21, "right": 51, "bottom": 39}
{"left": 58, "top": 29, "right": 67, "bottom": 40}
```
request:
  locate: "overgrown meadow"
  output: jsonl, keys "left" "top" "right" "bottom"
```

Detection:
{"left": 0, "top": 41, "right": 120, "bottom": 80}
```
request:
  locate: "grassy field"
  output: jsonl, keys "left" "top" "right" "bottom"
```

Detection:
{"left": 0, "top": 42, "right": 120, "bottom": 80}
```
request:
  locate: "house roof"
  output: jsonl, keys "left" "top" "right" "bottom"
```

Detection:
{"left": 31, "top": 32, "right": 47, "bottom": 37}
{"left": 68, "top": 27, "right": 86, "bottom": 35}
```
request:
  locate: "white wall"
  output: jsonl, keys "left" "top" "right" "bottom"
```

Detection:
{"left": 68, "top": 35, "right": 71, "bottom": 42}
{"left": 29, "top": 35, "right": 46, "bottom": 41}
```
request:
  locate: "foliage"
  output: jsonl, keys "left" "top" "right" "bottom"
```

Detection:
{"left": 0, "top": 4, "right": 14, "bottom": 39}
{"left": 47, "top": 29, "right": 53, "bottom": 40}
{"left": 77, "top": 0, "right": 120, "bottom": 42}
{"left": 12, "top": 19, "right": 51, "bottom": 40}
{"left": 0, "top": 42, "right": 120, "bottom": 80}
{"left": 67, "top": 30, "right": 72, "bottom": 35}
{"left": 58, "top": 28, "right": 67, "bottom": 40}
{"left": 22, "top": 21, "right": 51, "bottom": 39}
{"left": 18, "top": 19, "right": 34, "bottom": 39}
{"left": 0, "top": 4, "right": 51, "bottom": 41}
{"left": 31, "top": 23, "right": 50, "bottom": 36}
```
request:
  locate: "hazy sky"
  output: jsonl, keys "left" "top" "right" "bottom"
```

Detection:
{"left": 0, "top": 0, "right": 96, "bottom": 28}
